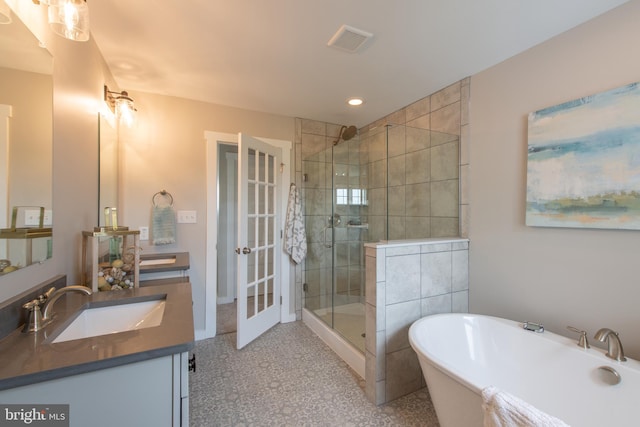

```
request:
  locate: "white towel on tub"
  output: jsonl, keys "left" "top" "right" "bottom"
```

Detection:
{"left": 482, "top": 386, "right": 570, "bottom": 427}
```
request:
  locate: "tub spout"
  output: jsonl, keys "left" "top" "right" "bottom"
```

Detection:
{"left": 594, "top": 328, "right": 626, "bottom": 362}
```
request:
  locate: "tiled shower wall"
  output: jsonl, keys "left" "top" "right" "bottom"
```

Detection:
{"left": 360, "top": 125, "right": 460, "bottom": 242}
{"left": 359, "top": 77, "right": 470, "bottom": 240}
{"left": 294, "top": 77, "right": 470, "bottom": 319}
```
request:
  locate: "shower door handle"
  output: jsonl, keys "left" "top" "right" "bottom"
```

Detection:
{"left": 323, "top": 226, "right": 332, "bottom": 248}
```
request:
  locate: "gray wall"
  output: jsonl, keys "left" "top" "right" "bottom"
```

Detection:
{"left": 469, "top": 1, "right": 640, "bottom": 358}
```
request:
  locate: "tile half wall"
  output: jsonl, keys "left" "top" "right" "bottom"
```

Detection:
{"left": 364, "top": 238, "right": 469, "bottom": 405}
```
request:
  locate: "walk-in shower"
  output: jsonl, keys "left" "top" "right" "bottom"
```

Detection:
{"left": 301, "top": 123, "right": 366, "bottom": 356}
{"left": 301, "top": 122, "right": 460, "bottom": 362}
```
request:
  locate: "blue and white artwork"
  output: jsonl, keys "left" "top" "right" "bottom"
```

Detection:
{"left": 526, "top": 82, "right": 640, "bottom": 230}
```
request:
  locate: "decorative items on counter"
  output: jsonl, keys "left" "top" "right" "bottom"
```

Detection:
{"left": 0, "top": 206, "right": 52, "bottom": 275}
{"left": 82, "top": 207, "right": 140, "bottom": 292}
{"left": 96, "top": 246, "right": 137, "bottom": 291}
{"left": 0, "top": 259, "right": 19, "bottom": 274}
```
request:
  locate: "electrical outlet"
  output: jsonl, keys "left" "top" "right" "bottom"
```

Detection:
{"left": 24, "top": 209, "right": 53, "bottom": 226}
{"left": 139, "top": 226, "right": 149, "bottom": 241}
{"left": 177, "top": 210, "right": 197, "bottom": 224}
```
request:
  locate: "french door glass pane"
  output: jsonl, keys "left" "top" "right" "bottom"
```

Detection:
{"left": 248, "top": 149, "right": 256, "bottom": 180}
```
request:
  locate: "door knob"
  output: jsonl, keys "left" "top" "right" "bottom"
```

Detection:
{"left": 242, "top": 247, "right": 251, "bottom": 254}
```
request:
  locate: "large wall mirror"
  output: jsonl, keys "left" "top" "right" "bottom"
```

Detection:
{"left": 0, "top": 10, "right": 53, "bottom": 275}
{"left": 98, "top": 113, "right": 118, "bottom": 227}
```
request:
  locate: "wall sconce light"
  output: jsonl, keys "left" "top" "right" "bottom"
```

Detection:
{"left": 104, "top": 85, "right": 137, "bottom": 127}
{"left": 32, "top": 0, "right": 90, "bottom": 42}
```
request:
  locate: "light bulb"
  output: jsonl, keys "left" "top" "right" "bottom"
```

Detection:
{"left": 116, "top": 94, "right": 137, "bottom": 128}
{"left": 48, "top": 0, "right": 89, "bottom": 42}
{"left": 63, "top": 2, "right": 79, "bottom": 33}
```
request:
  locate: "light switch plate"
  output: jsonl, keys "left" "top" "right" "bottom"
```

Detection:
{"left": 177, "top": 210, "right": 197, "bottom": 223}
{"left": 24, "top": 209, "right": 52, "bottom": 226}
{"left": 139, "top": 226, "right": 149, "bottom": 241}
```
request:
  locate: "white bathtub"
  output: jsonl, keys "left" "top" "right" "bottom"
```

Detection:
{"left": 408, "top": 313, "right": 640, "bottom": 427}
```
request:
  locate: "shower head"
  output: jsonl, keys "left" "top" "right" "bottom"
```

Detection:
{"left": 333, "top": 125, "right": 358, "bottom": 145}
{"left": 342, "top": 125, "right": 358, "bottom": 141}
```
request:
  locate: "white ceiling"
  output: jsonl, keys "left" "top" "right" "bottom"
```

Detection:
{"left": 89, "top": 0, "right": 628, "bottom": 128}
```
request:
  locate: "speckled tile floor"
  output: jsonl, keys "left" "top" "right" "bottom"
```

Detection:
{"left": 189, "top": 321, "right": 440, "bottom": 426}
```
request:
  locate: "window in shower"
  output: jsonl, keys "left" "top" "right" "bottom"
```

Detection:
{"left": 336, "top": 188, "right": 348, "bottom": 205}
{"left": 336, "top": 188, "right": 367, "bottom": 206}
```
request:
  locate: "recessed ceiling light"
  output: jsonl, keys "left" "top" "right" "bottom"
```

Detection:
{"left": 347, "top": 98, "right": 364, "bottom": 106}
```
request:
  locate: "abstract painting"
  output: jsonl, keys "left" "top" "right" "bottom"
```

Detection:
{"left": 526, "top": 82, "right": 640, "bottom": 230}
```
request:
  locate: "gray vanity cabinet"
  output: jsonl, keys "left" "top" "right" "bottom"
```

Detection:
{"left": 0, "top": 352, "right": 189, "bottom": 426}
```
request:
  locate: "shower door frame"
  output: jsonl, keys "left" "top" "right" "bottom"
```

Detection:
{"left": 303, "top": 132, "right": 367, "bottom": 352}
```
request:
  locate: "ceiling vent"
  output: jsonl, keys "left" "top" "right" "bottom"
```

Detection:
{"left": 327, "top": 25, "right": 373, "bottom": 53}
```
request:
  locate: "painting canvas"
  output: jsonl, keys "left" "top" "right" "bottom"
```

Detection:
{"left": 526, "top": 82, "right": 640, "bottom": 230}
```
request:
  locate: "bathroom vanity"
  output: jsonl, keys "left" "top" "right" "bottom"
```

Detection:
{"left": 139, "top": 252, "right": 190, "bottom": 285}
{"left": 0, "top": 281, "right": 194, "bottom": 427}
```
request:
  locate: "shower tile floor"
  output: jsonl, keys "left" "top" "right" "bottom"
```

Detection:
{"left": 314, "top": 302, "right": 366, "bottom": 353}
{"left": 190, "top": 321, "right": 440, "bottom": 426}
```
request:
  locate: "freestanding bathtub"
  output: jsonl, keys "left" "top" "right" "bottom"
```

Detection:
{"left": 408, "top": 313, "right": 640, "bottom": 427}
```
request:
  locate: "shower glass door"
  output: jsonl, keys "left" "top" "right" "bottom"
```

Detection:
{"left": 303, "top": 129, "right": 367, "bottom": 353}
{"left": 301, "top": 122, "right": 460, "bottom": 353}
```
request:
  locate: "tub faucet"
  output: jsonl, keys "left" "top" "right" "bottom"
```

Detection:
{"left": 566, "top": 326, "right": 589, "bottom": 349}
{"left": 41, "top": 285, "right": 93, "bottom": 325}
{"left": 594, "top": 328, "right": 626, "bottom": 362}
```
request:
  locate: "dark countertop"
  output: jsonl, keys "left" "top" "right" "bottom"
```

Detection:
{"left": 139, "top": 252, "right": 189, "bottom": 274}
{"left": 0, "top": 282, "right": 194, "bottom": 391}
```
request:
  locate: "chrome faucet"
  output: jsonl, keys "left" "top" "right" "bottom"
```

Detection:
{"left": 41, "top": 285, "right": 93, "bottom": 325}
{"left": 22, "top": 287, "right": 55, "bottom": 333}
{"left": 594, "top": 328, "right": 626, "bottom": 362}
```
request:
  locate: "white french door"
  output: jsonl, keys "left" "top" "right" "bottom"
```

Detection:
{"left": 236, "top": 133, "right": 282, "bottom": 349}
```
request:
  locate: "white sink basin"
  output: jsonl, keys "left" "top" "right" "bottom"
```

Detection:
{"left": 52, "top": 299, "right": 166, "bottom": 343}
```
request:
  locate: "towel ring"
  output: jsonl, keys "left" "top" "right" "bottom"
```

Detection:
{"left": 152, "top": 190, "right": 174, "bottom": 207}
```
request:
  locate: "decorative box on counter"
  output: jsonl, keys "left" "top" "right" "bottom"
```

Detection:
{"left": 81, "top": 227, "right": 140, "bottom": 292}
{"left": 0, "top": 206, "right": 52, "bottom": 274}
